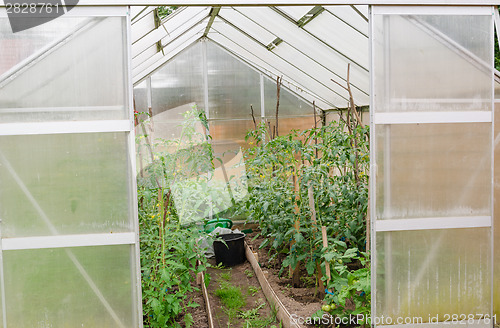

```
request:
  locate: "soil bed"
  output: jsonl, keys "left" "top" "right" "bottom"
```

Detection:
{"left": 206, "top": 257, "right": 279, "bottom": 328}
{"left": 245, "top": 230, "right": 327, "bottom": 327}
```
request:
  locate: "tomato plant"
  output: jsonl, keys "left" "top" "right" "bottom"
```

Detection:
{"left": 241, "top": 118, "right": 370, "bottom": 320}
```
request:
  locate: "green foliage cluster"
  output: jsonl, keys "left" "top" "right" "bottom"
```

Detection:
{"left": 241, "top": 119, "right": 371, "bottom": 320}
{"left": 320, "top": 243, "right": 371, "bottom": 323}
{"left": 137, "top": 109, "right": 211, "bottom": 327}
{"left": 139, "top": 200, "right": 205, "bottom": 328}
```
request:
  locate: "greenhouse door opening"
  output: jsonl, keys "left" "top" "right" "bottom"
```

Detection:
{"left": 371, "top": 6, "right": 494, "bottom": 327}
{"left": 0, "top": 6, "right": 142, "bottom": 328}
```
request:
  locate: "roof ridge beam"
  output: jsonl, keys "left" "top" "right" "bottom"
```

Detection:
{"left": 203, "top": 6, "right": 221, "bottom": 37}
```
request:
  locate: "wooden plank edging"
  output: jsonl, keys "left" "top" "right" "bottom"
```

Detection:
{"left": 244, "top": 242, "right": 305, "bottom": 328}
{"left": 197, "top": 262, "right": 215, "bottom": 328}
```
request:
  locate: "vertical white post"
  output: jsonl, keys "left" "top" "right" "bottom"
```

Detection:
{"left": 260, "top": 74, "right": 265, "bottom": 120}
{"left": 126, "top": 6, "right": 144, "bottom": 328}
{"left": 202, "top": 39, "right": 210, "bottom": 120}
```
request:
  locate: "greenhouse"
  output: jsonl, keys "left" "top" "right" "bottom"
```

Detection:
{"left": 0, "top": 1, "right": 500, "bottom": 327}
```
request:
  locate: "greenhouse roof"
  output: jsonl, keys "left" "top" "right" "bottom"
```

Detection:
{"left": 131, "top": 5, "right": 370, "bottom": 109}
{"left": 1, "top": 1, "right": 499, "bottom": 109}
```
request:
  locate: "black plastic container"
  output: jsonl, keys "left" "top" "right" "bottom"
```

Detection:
{"left": 213, "top": 233, "right": 246, "bottom": 267}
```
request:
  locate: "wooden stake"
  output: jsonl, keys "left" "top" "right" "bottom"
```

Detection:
{"left": 250, "top": 104, "right": 257, "bottom": 130}
{"left": 275, "top": 76, "right": 282, "bottom": 137}
{"left": 366, "top": 183, "right": 370, "bottom": 252}
{"left": 308, "top": 184, "right": 317, "bottom": 228}
{"left": 322, "top": 226, "right": 331, "bottom": 286}
{"left": 290, "top": 169, "right": 301, "bottom": 287}
{"left": 308, "top": 184, "right": 324, "bottom": 297}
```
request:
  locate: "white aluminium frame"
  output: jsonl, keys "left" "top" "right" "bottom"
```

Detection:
{"left": 0, "top": 6, "right": 143, "bottom": 328}
{"left": 370, "top": 5, "right": 495, "bottom": 327}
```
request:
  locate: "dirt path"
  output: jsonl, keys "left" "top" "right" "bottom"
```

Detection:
{"left": 206, "top": 258, "right": 279, "bottom": 328}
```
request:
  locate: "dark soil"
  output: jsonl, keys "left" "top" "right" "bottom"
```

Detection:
{"left": 245, "top": 230, "right": 327, "bottom": 327}
{"left": 206, "top": 258, "right": 279, "bottom": 328}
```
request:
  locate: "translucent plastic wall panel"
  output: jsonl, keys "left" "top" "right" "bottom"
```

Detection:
{"left": 209, "top": 120, "right": 256, "bottom": 189}
{"left": 4, "top": 245, "right": 137, "bottom": 327}
{"left": 265, "top": 116, "right": 316, "bottom": 136}
{"left": 209, "top": 119, "right": 257, "bottom": 155}
{"left": 373, "top": 14, "right": 492, "bottom": 112}
{"left": 264, "top": 77, "right": 314, "bottom": 118}
{"left": 376, "top": 123, "right": 492, "bottom": 220}
{"left": 376, "top": 228, "right": 491, "bottom": 322}
{"left": 0, "top": 133, "right": 132, "bottom": 237}
{"left": 218, "top": 8, "right": 276, "bottom": 46}
{"left": 0, "top": 17, "right": 87, "bottom": 76}
{"left": 371, "top": 7, "right": 494, "bottom": 326}
{"left": 495, "top": 100, "right": 500, "bottom": 315}
{"left": 206, "top": 41, "right": 261, "bottom": 120}
{"left": 0, "top": 17, "right": 128, "bottom": 121}
{"left": 326, "top": 110, "right": 369, "bottom": 127}
{"left": 305, "top": 10, "right": 369, "bottom": 70}
{"left": 150, "top": 42, "right": 204, "bottom": 117}
{"left": 323, "top": 6, "right": 369, "bottom": 37}
{"left": 133, "top": 80, "right": 148, "bottom": 114}
{"left": 276, "top": 6, "right": 314, "bottom": 22}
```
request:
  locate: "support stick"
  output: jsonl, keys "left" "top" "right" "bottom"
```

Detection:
{"left": 321, "top": 226, "right": 331, "bottom": 286}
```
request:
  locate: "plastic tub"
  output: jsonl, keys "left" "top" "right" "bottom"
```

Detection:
{"left": 204, "top": 218, "right": 233, "bottom": 233}
{"left": 213, "top": 233, "right": 246, "bottom": 267}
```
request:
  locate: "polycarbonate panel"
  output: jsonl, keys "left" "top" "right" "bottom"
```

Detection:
{"left": 376, "top": 123, "right": 491, "bottom": 220}
{"left": 494, "top": 100, "right": 500, "bottom": 316}
{"left": 305, "top": 10, "right": 369, "bottom": 69}
{"left": 372, "top": 7, "right": 494, "bottom": 327}
{"left": 376, "top": 228, "right": 491, "bottom": 322}
{"left": 264, "top": 77, "right": 314, "bottom": 117}
{"left": 4, "top": 245, "right": 137, "bottom": 327}
{"left": 0, "top": 133, "right": 132, "bottom": 237}
{"left": 373, "top": 14, "right": 492, "bottom": 112}
{"left": 133, "top": 7, "right": 207, "bottom": 57}
{"left": 218, "top": 7, "right": 277, "bottom": 45}
{"left": 151, "top": 41, "right": 204, "bottom": 117}
{"left": 0, "top": 17, "right": 127, "bottom": 122}
{"left": 353, "top": 5, "right": 369, "bottom": 19}
{"left": 0, "top": 16, "right": 88, "bottom": 76}
{"left": 133, "top": 80, "right": 148, "bottom": 114}
{"left": 271, "top": 42, "right": 365, "bottom": 103}
{"left": 264, "top": 116, "right": 316, "bottom": 137}
{"left": 206, "top": 40, "right": 261, "bottom": 120}
{"left": 210, "top": 20, "right": 344, "bottom": 108}
{"left": 160, "top": 7, "right": 209, "bottom": 36}
{"left": 134, "top": 27, "right": 205, "bottom": 84}
{"left": 209, "top": 119, "right": 257, "bottom": 163}
{"left": 324, "top": 6, "right": 368, "bottom": 36}
{"left": 232, "top": 7, "right": 370, "bottom": 105}
{"left": 276, "top": 6, "right": 315, "bottom": 22}
{"left": 131, "top": 9, "right": 155, "bottom": 44}
{"left": 209, "top": 37, "right": 329, "bottom": 111}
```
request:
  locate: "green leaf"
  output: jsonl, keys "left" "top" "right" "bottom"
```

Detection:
{"left": 305, "top": 260, "right": 316, "bottom": 275}
{"left": 324, "top": 252, "right": 335, "bottom": 262}
{"left": 184, "top": 313, "right": 194, "bottom": 328}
